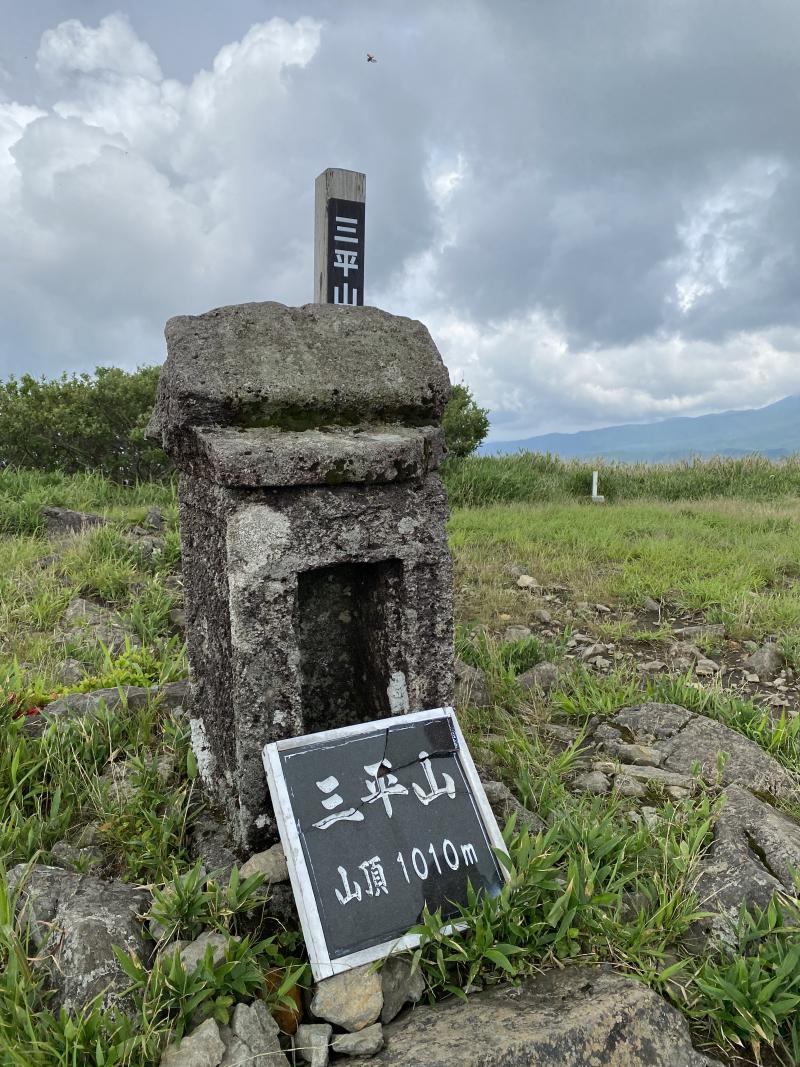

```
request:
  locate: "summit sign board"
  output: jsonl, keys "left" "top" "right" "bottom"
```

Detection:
{"left": 264, "top": 708, "right": 506, "bottom": 979}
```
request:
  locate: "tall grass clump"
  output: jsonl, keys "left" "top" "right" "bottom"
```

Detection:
{"left": 443, "top": 453, "right": 800, "bottom": 508}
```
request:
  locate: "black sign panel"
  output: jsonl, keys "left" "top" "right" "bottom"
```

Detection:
{"left": 326, "top": 197, "right": 365, "bottom": 306}
{"left": 264, "top": 710, "right": 505, "bottom": 977}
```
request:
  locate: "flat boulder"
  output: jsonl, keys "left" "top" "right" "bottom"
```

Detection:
{"left": 7, "top": 865, "right": 149, "bottom": 1015}
{"left": 348, "top": 967, "right": 719, "bottom": 1066}
{"left": 602, "top": 703, "right": 799, "bottom": 804}
{"left": 41, "top": 506, "right": 107, "bottom": 536}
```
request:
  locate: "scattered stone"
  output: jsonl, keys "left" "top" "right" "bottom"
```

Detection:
{"left": 609, "top": 703, "right": 799, "bottom": 803}
{"left": 62, "top": 597, "right": 140, "bottom": 656}
{"left": 572, "top": 770, "right": 611, "bottom": 795}
{"left": 694, "top": 658, "right": 720, "bottom": 677}
{"left": 146, "top": 506, "right": 166, "bottom": 531}
{"left": 481, "top": 780, "right": 546, "bottom": 836}
{"left": 692, "top": 785, "right": 800, "bottom": 945}
{"left": 224, "top": 1000, "right": 284, "bottom": 1064}
{"left": 614, "top": 775, "right": 648, "bottom": 799}
{"left": 602, "top": 742, "right": 663, "bottom": 767}
{"left": 516, "top": 575, "right": 539, "bottom": 590}
{"left": 180, "top": 931, "right": 237, "bottom": 971}
{"left": 26, "top": 679, "right": 188, "bottom": 736}
{"left": 311, "top": 963, "right": 383, "bottom": 1032}
{"left": 743, "top": 643, "right": 784, "bottom": 683}
{"left": 675, "top": 624, "right": 726, "bottom": 639}
{"left": 503, "top": 624, "right": 532, "bottom": 642}
{"left": 744, "top": 672, "right": 760, "bottom": 683}
{"left": 517, "top": 661, "right": 559, "bottom": 693}
{"left": 7, "top": 864, "right": 149, "bottom": 1015}
{"left": 380, "top": 956, "right": 426, "bottom": 1024}
{"left": 239, "top": 843, "right": 289, "bottom": 883}
{"left": 49, "top": 840, "right": 103, "bottom": 871}
{"left": 295, "top": 1023, "right": 332, "bottom": 1066}
{"left": 333, "top": 1023, "right": 384, "bottom": 1057}
{"left": 667, "top": 641, "right": 703, "bottom": 670}
{"left": 160, "top": 1018, "right": 226, "bottom": 1067}
{"left": 595, "top": 603, "right": 611, "bottom": 613}
{"left": 40, "top": 506, "right": 107, "bottom": 536}
{"left": 454, "top": 660, "right": 490, "bottom": 708}
{"left": 642, "top": 597, "right": 662, "bottom": 615}
{"left": 532, "top": 607, "right": 552, "bottom": 624}
{"left": 580, "top": 642, "right": 608, "bottom": 661}
{"left": 639, "top": 660, "right": 667, "bottom": 672}
{"left": 56, "top": 657, "right": 86, "bottom": 685}
{"left": 345, "top": 967, "right": 718, "bottom": 1066}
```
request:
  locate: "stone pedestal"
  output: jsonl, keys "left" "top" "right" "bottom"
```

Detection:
{"left": 149, "top": 302, "right": 454, "bottom": 850}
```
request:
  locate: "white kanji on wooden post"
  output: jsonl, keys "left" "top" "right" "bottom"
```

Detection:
{"left": 314, "top": 168, "right": 366, "bottom": 305}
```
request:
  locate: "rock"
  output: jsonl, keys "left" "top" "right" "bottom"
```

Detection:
{"left": 41, "top": 506, "right": 107, "bottom": 536}
{"left": 692, "top": 785, "right": 800, "bottom": 945}
{"left": 239, "top": 843, "right": 289, "bottom": 883}
{"left": 160, "top": 1018, "right": 226, "bottom": 1067}
{"left": 743, "top": 643, "right": 784, "bottom": 682}
{"left": 638, "top": 660, "right": 667, "bottom": 672}
{"left": 675, "top": 624, "right": 726, "bottom": 639}
{"left": 453, "top": 660, "right": 490, "bottom": 708}
{"left": 481, "top": 780, "right": 546, "bottom": 836}
{"left": 517, "top": 661, "right": 559, "bottom": 693}
{"left": 223, "top": 1000, "right": 284, "bottom": 1064}
{"left": 49, "top": 840, "right": 103, "bottom": 871}
{"left": 146, "top": 506, "right": 166, "bottom": 531}
{"left": 190, "top": 812, "right": 239, "bottom": 882}
{"left": 180, "top": 931, "right": 236, "bottom": 971}
{"left": 532, "top": 607, "right": 552, "bottom": 624}
{"left": 295, "top": 1023, "right": 332, "bottom": 1066}
{"left": 380, "top": 956, "right": 425, "bottom": 1024}
{"left": 642, "top": 597, "right": 662, "bottom": 615}
{"left": 56, "top": 657, "right": 86, "bottom": 685}
{"left": 516, "top": 575, "right": 539, "bottom": 590}
{"left": 614, "top": 775, "right": 648, "bottom": 799}
{"left": 62, "top": 597, "right": 140, "bottom": 655}
{"left": 346, "top": 967, "right": 718, "bottom": 1066}
{"left": 609, "top": 703, "right": 799, "bottom": 803}
{"left": 333, "top": 1023, "right": 384, "bottom": 1056}
{"left": 7, "top": 864, "right": 149, "bottom": 1015}
{"left": 694, "top": 658, "right": 720, "bottom": 677}
{"left": 503, "top": 625, "right": 532, "bottom": 642}
{"left": 602, "top": 742, "right": 663, "bottom": 767}
{"left": 667, "top": 641, "right": 702, "bottom": 670}
{"left": 311, "top": 964, "right": 383, "bottom": 1032}
{"left": 572, "top": 770, "right": 611, "bottom": 795}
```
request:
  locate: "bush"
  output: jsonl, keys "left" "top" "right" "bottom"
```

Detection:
{"left": 0, "top": 367, "right": 169, "bottom": 483}
{"left": 443, "top": 384, "right": 490, "bottom": 458}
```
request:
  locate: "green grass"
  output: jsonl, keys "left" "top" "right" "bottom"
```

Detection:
{"left": 1, "top": 463, "right": 800, "bottom": 1064}
{"left": 450, "top": 498, "right": 800, "bottom": 638}
{"left": 443, "top": 452, "right": 800, "bottom": 508}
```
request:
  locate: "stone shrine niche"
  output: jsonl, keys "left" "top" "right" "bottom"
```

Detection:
{"left": 148, "top": 302, "right": 454, "bottom": 850}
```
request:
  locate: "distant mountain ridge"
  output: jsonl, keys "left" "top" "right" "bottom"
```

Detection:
{"left": 480, "top": 395, "right": 800, "bottom": 461}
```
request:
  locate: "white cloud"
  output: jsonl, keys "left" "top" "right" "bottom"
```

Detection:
{"left": 36, "top": 13, "right": 162, "bottom": 82}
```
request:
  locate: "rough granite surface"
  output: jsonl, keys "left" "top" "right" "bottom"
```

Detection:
{"left": 347, "top": 967, "right": 720, "bottom": 1067}
{"left": 147, "top": 302, "right": 451, "bottom": 450}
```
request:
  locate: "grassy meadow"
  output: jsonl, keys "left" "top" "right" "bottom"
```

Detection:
{"left": 1, "top": 456, "right": 799, "bottom": 1065}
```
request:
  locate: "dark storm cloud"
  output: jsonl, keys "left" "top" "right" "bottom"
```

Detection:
{"left": 0, "top": 0, "right": 798, "bottom": 434}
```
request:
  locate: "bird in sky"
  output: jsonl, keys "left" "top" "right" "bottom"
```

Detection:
{"left": 367, "top": 53, "right": 377, "bottom": 63}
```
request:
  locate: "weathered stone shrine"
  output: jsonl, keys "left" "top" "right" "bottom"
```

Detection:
{"left": 148, "top": 301, "right": 454, "bottom": 850}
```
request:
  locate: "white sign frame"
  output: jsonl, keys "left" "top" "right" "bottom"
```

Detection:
{"left": 263, "top": 707, "right": 508, "bottom": 980}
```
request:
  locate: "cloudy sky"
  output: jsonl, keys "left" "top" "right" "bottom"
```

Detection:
{"left": 1, "top": 1, "right": 798, "bottom": 440}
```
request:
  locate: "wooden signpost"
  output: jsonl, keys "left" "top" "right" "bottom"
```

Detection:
{"left": 263, "top": 708, "right": 507, "bottom": 980}
{"left": 314, "top": 168, "right": 366, "bottom": 306}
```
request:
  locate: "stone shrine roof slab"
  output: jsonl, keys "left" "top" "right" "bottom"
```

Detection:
{"left": 148, "top": 302, "right": 451, "bottom": 450}
{"left": 180, "top": 425, "right": 444, "bottom": 487}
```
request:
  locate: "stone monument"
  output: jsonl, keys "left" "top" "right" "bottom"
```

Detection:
{"left": 148, "top": 301, "right": 454, "bottom": 850}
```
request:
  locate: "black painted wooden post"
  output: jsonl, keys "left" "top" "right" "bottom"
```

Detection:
{"left": 314, "top": 168, "right": 366, "bottom": 305}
